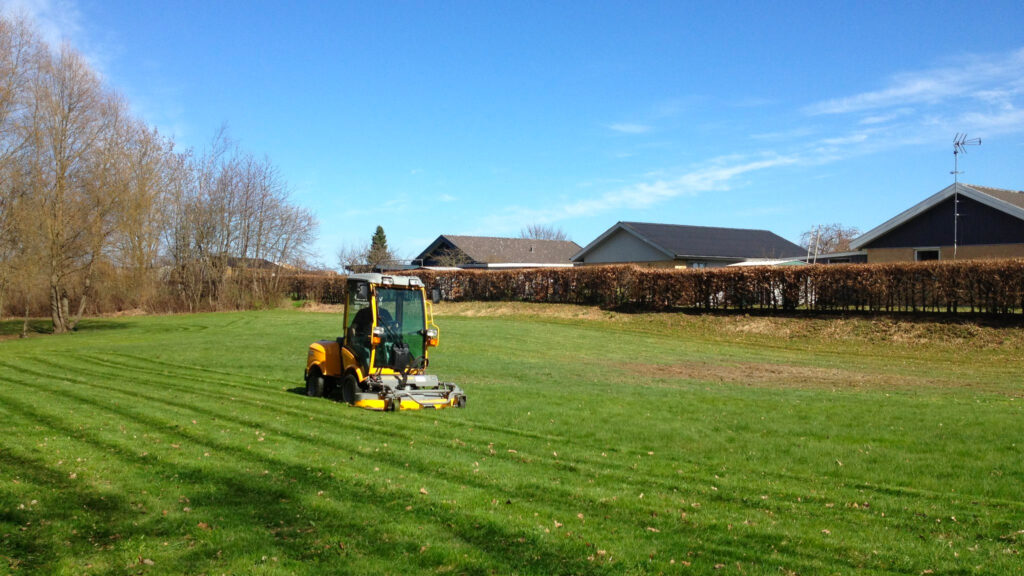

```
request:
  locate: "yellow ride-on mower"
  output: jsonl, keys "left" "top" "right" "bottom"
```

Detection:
{"left": 304, "top": 273, "right": 466, "bottom": 411}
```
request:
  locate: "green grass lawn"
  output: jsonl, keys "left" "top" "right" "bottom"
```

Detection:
{"left": 1, "top": 305, "right": 1022, "bottom": 575}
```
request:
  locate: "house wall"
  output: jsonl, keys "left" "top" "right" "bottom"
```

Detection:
{"left": 866, "top": 244, "right": 1024, "bottom": 263}
{"left": 866, "top": 195, "right": 1024, "bottom": 248}
{"left": 577, "top": 228, "right": 669, "bottom": 263}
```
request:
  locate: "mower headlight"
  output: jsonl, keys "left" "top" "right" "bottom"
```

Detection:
{"left": 425, "top": 328, "right": 438, "bottom": 347}
{"left": 371, "top": 326, "right": 385, "bottom": 347}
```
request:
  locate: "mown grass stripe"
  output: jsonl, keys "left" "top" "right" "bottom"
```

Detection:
{"left": 2, "top": 309, "right": 1021, "bottom": 574}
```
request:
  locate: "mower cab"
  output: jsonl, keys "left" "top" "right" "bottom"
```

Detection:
{"left": 304, "top": 273, "right": 466, "bottom": 411}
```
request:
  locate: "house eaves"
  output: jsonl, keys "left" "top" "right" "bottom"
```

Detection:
{"left": 851, "top": 183, "right": 1024, "bottom": 249}
{"left": 671, "top": 254, "right": 748, "bottom": 263}
{"left": 463, "top": 262, "right": 575, "bottom": 269}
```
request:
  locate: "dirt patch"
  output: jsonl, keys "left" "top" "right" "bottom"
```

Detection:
{"left": 432, "top": 301, "right": 620, "bottom": 321}
{"left": 298, "top": 302, "right": 344, "bottom": 313}
{"left": 725, "top": 317, "right": 793, "bottom": 338}
{"left": 682, "top": 314, "right": 1023, "bottom": 350}
{"left": 102, "top": 308, "right": 148, "bottom": 318}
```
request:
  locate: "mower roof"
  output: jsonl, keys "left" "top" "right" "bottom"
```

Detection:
{"left": 348, "top": 273, "right": 424, "bottom": 288}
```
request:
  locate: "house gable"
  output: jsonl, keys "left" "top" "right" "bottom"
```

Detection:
{"left": 575, "top": 227, "right": 672, "bottom": 263}
{"left": 862, "top": 194, "right": 1024, "bottom": 249}
{"left": 415, "top": 236, "right": 469, "bottom": 266}
{"left": 852, "top": 183, "right": 1024, "bottom": 251}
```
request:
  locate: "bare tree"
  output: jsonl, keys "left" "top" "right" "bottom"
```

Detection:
{"left": 0, "top": 15, "right": 40, "bottom": 319}
{"left": 109, "top": 122, "right": 176, "bottom": 307}
{"left": 163, "top": 127, "right": 318, "bottom": 309}
{"left": 520, "top": 223, "right": 569, "bottom": 241}
{"left": 800, "top": 223, "right": 861, "bottom": 256}
{"left": 336, "top": 241, "right": 369, "bottom": 273}
{"left": 1, "top": 16, "right": 318, "bottom": 319}
{"left": 27, "top": 43, "right": 117, "bottom": 332}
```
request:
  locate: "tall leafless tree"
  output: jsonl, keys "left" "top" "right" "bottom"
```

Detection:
{"left": 0, "top": 15, "right": 40, "bottom": 320}
{"left": 27, "top": 43, "right": 117, "bottom": 332}
{"left": 520, "top": 223, "right": 569, "bottom": 241}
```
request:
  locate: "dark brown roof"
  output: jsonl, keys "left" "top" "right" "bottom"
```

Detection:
{"left": 416, "top": 235, "right": 581, "bottom": 264}
{"left": 965, "top": 184, "right": 1024, "bottom": 210}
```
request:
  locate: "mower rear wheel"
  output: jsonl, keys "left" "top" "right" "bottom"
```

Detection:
{"left": 341, "top": 373, "right": 358, "bottom": 405}
{"left": 306, "top": 368, "right": 325, "bottom": 397}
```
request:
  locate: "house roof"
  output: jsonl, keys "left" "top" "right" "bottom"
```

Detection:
{"left": 850, "top": 183, "right": 1024, "bottom": 249}
{"left": 415, "top": 235, "right": 581, "bottom": 265}
{"left": 572, "top": 222, "right": 805, "bottom": 262}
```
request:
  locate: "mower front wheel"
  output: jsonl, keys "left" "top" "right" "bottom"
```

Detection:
{"left": 341, "top": 373, "right": 359, "bottom": 405}
{"left": 306, "top": 368, "right": 325, "bottom": 397}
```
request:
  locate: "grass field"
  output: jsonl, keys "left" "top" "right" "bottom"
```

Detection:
{"left": 1, "top": 304, "right": 1022, "bottom": 575}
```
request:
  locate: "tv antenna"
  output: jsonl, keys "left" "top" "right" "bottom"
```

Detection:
{"left": 952, "top": 133, "right": 981, "bottom": 184}
{"left": 951, "top": 133, "right": 981, "bottom": 259}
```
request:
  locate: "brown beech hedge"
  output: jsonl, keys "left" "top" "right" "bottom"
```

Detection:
{"left": 288, "top": 260, "right": 1024, "bottom": 314}
{"left": 408, "top": 261, "right": 1024, "bottom": 314}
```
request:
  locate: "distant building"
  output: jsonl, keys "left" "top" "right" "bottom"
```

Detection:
{"left": 850, "top": 183, "right": 1024, "bottom": 262}
{"left": 414, "top": 235, "right": 581, "bottom": 268}
{"left": 805, "top": 250, "right": 868, "bottom": 265}
{"left": 572, "top": 221, "right": 805, "bottom": 268}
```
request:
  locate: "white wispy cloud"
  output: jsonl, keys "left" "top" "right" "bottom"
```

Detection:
{"left": 608, "top": 123, "right": 653, "bottom": 134}
{"left": 818, "top": 133, "right": 869, "bottom": 146}
{"left": 750, "top": 126, "right": 819, "bottom": 141}
{"left": 1, "top": 0, "right": 82, "bottom": 48}
{"left": 859, "top": 107, "right": 915, "bottom": 125}
{"left": 478, "top": 153, "right": 800, "bottom": 234}
{"left": 804, "top": 47, "right": 1024, "bottom": 116}
{"left": 492, "top": 48, "right": 1024, "bottom": 235}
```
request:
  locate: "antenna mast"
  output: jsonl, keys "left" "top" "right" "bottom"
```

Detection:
{"left": 951, "top": 133, "right": 981, "bottom": 259}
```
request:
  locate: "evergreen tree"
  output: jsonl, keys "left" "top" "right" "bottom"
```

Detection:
{"left": 367, "top": 225, "right": 395, "bottom": 269}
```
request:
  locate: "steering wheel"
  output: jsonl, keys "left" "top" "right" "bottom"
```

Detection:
{"left": 377, "top": 309, "right": 400, "bottom": 338}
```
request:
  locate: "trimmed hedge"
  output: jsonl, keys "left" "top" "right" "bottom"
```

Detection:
{"left": 284, "top": 260, "right": 1024, "bottom": 314}
{"left": 404, "top": 260, "right": 1024, "bottom": 314}
{"left": 286, "top": 274, "right": 348, "bottom": 304}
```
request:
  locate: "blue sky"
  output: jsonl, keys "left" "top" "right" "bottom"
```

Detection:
{"left": 6, "top": 0, "right": 1024, "bottom": 266}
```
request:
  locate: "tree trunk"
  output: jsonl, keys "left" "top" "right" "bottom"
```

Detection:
{"left": 50, "top": 282, "right": 69, "bottom": 333}
{"left": 69, "top": 257, "right": 95, "bottom": 331}
{"left": 21, "top": 304, "right": 30, "bottom": 338}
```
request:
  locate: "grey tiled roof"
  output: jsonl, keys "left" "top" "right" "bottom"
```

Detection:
{"left": 619, "top": 222, "right": 805, "bottom": 259}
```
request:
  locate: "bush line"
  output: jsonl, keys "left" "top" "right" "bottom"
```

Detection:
{"left": 286, "top": 260, "right": 1024, "bottom": 314}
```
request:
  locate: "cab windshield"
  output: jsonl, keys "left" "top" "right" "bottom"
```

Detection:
{"left": 373, "top": 287, "right": 426, "bottom": 369}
